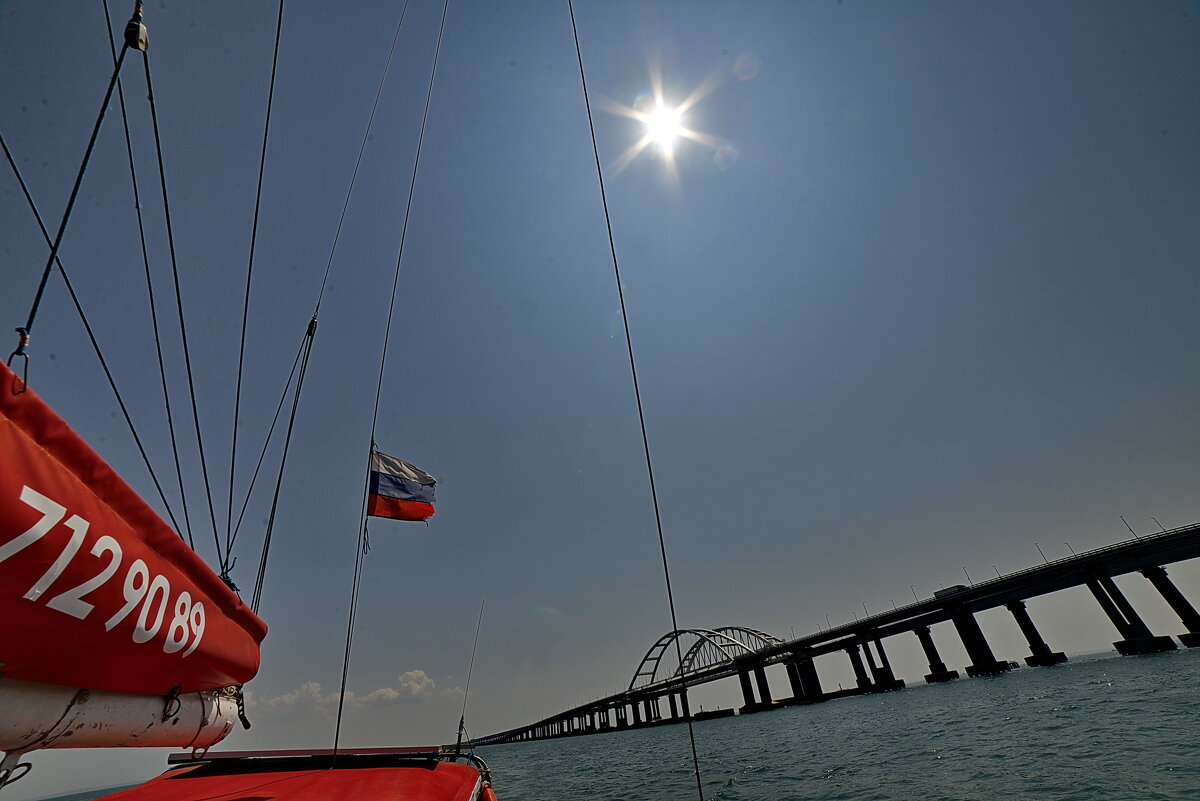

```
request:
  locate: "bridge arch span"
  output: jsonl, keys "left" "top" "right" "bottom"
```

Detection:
{"left": 629, "top": 626, "right": 785, "bottom": 690}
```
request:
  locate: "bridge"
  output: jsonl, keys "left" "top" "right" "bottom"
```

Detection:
{"left": 477, "top": 521, "right": 1200, "bottom": 745}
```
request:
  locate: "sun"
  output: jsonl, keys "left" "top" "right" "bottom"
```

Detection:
{"left": 598, "top": 68, "right": 724, "bottom": 181}
{"left": 643, "top": 104, "right": 684, "bottom": 153}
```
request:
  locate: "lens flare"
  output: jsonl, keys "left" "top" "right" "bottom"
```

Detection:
{"left": 644, "top": 105, "right": 684, "bottom": 151}
{"left": 597, "top": 65, "right": 728, "bottom": 184}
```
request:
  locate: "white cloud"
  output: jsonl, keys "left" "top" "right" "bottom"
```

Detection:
{"left": 248, "top": 670, "right": 439, "bottom": 713}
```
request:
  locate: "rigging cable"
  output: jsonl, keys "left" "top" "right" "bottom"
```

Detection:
{"left": 101, "top": 0, "right": 196, "bottom": 550}
{"left": 7, "top": 22, "right": 130, "bottom": 370}
{"left": 140, "top": 48, "right": 226, "bottom": 567}
{"left": 225, "top": 332, "right": 308, "bottom": 557}
{"left": 227, "top": 0, "right": 287, "bottom": 567}
{"left": 567, "top": 2, "right": 706, "bottom": 798}
{"left": 454, "top": 600, "right": 486, "bottom": 757}
{"left": 0, "top": 132, "right": 185, "bottom": 539}
{"left": 247, "top": 0, "right": 414, "bottom": 615}
{"left": 333, "top": 0, "right": 451, "bottom": 758}
{"left": 250, "top": 317, "right": 315, "bottom": 614}
{"left": 241, "top": 0, "right": 413, "bottom": 600}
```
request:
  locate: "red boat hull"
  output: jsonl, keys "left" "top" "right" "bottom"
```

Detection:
{"left": 100, "top": 750, "right": 490, "bottom": 801}
{"left": 0, "top": 361, "right": 266, "bottom": 694}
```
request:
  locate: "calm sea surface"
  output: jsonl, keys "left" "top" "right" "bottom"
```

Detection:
{"left": 44, "top": 650, "right": 1199, "bottom": 801}
{"left": 483, "top": 650, "right": 1199, "bottom": 801}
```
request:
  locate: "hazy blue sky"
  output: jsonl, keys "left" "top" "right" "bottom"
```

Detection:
{"left": 3, "top": 1, "right": 1198, "bottom": 797}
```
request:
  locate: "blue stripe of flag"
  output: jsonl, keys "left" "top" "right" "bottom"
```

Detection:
{"left": 370, "top": 471, "right": 436, "bottom": 504}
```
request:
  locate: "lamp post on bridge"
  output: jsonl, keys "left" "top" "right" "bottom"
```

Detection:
{"left": 911, "top": 585, "right": 918, "bottom": 603}
{"left": 1121, "top": 515, "right": 1141, "bottom": 540}
{"left": 1035, "top": 542, "right": 1048, "bottom": 563}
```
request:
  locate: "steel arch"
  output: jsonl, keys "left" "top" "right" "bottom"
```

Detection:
{"left": 628, "top": 626, "right": 785, "bottom": 690}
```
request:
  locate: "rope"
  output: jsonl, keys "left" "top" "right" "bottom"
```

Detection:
{"left": 241, "top": 0, "right": 409, "bottom": 597}
{"left": 226, "top": 331, "right": 309, "bottom": 558}
{"left": 455, "top": 600, "right": 486, "bottom": 756}
{"left": 228, "top": 0, "right": 287, "bottom": 565}
{"left": 312, "top": 0, "right": 412, "bottom": 315}
{"left": 250, "top": 317, "right": 316, "bottom": 614}
{"left": 10, "top": 44, "right": 128, "bottom": 364}
{"left": 0, "top": 132, "right": 184, "bottom": 539}
{"left": 333, "top": 0, "right": 451, "bottom": 758}
{"left": 567, "top": 2, "right": 705, "bottom": 798}
{"left": 102, "top": 0, "right": 195, "bottom": 550}
{"left": 141, "top": 50, "right": 226, "bottom": 567}
{"left": 238, "top": 0, "right": 413, "bottom": 602}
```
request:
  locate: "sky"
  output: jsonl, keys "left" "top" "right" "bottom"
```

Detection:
{"left": 2, "top": 1, "right": 1199, "bottom": 798}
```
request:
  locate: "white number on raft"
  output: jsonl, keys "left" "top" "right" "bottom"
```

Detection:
{"left": 1, "top": 486, "right": 67, "bottom": 565}
{"left": 133, "top": 574, "right": 171, "bottom": 644}
{"left": 47, "top": 535, "right": 123, "bottom": 619}
{"left": 7, "top": 486, "right": 207, "bottom": 656}
{"left": 24, "top": 514, "right": 88, "bottom": 601}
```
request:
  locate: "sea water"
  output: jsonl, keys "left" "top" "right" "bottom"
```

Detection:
{"left": 483, "top": 650, "right": 1200, "bottom": 801}
{"left": 38, "top": 650, "right": 1200, "bottom": 801}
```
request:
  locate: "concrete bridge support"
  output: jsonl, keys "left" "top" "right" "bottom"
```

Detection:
{"left": 753, "top": 666, "right": 774, "bottom": 706}
{"left": 1006, "top": 600, "right": 1067, "bottom": 666}
{"left": 679, "top": 690, "right": 692, "bottom": 720}
{"left": 846, "top": 644, "right": 873, "bottom": 690}
{"left": 668, "top": 693, "right": 679, "bottom": 719}
{"left": 737, "top": 669, "right": 756, "bottom": 711}
{"left": 796, "top": 653, "right": 823, "bottom": 700}
{"left": 914, "top": 625, "right": 958, "bottom": 682}
{"left": 783, "top": 652, "right": 823, "bottom": 702}
{"left": 950, "top": 608, "right": 1012, "bottom": 677}
{"left": 1142, "top": 566, "right": 1200, "bottom": 647}
{"left": 865, "top": 638, "right": 905, "bottom": 691}
{"left": 1087, "top": 576, "right": 1177, "bottom": 655}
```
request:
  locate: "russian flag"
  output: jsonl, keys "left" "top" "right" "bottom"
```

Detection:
{"left": 367, "top": 450, "right": 436, "bottom": 521}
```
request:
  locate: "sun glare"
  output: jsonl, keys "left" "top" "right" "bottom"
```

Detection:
{"left": 597, "top": 66, "right": 725, "bottom": 182}
{"left": 644, "top": 105, "right": 683, "bottom": 152}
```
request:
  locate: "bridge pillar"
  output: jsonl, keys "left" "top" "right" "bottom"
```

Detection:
{"left": 616, "top": 705, "right": 628, "bottom": 729}
{"left": 1087, "top": 576, "right": 1177, "bottom": 655}
{"left": 1142, "top": 566, "right": 1200, "bottom": 647}
{"left": 846, "top": 644, "right": 873, "bottom": 690}
{"left": 648, "top": 697, "right": 661, "bottom": 721}
{"left": 668, "top": 693, "right": 679, "bottom": 719}
{"left": 951, "top": 608, "right": 1012, "bottom": 677}
{"left": 753, "top": 665, "right": 774, "bottom": 706}
{"left": 794, "top": 653, "right": 824, "bottom": 701}
{"left": 785, "top": 660, "right": 803, "bottom": 697}
{"left": 914, "top": 625, "right": 958, "bottom": 682}
{"left": 737, "top": 669, "right": 756, "bottom": 710}
{"left": 867, "top": 638, "right": 905, "bottom": 691}
{"left": 630, "top": 699, "right": 643, "bottom": 725}
{"left": 1006, "top": 600, "right": 1067, "bottom": 666}
{"left": 679, "top": 689, "right": 693, "bottom": 720}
